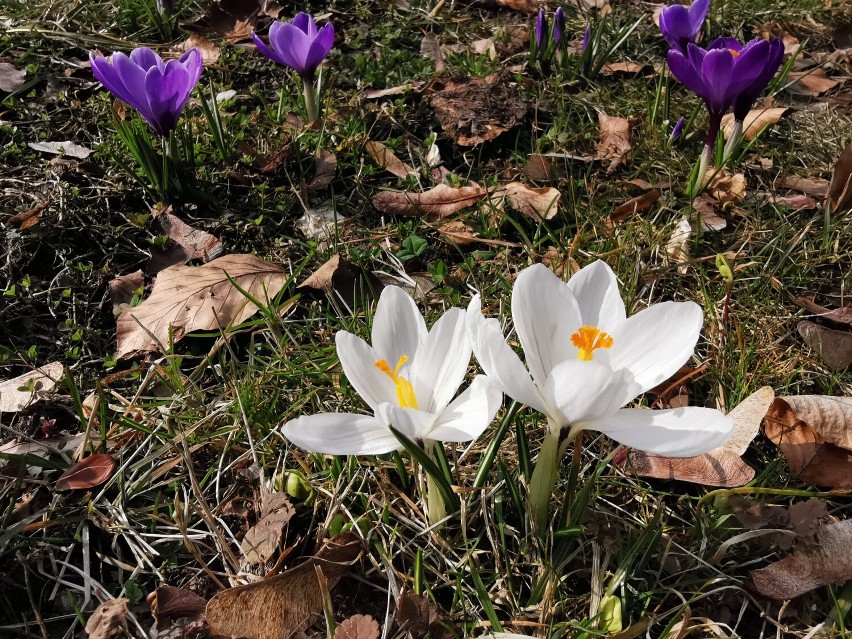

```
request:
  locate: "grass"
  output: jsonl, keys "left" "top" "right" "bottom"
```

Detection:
{"left": 2, "top": 0, "right": 852, "bottom": 636}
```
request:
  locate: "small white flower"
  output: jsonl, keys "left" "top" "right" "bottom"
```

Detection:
{"left": 466, "top": 261, "right": 733, "bottom": 457}
{"left": 282, "top": 286, "right": 502, "bottom": 455}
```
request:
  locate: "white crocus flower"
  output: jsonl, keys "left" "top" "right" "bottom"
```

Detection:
{"left": 283, "top": 285, "right": 502, "bottom": 522}
{"left": 466, "top": 261, "right": 734, "bottom": 527}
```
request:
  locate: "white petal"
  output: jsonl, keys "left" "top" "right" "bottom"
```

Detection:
{"left": 375, "top": 403, "right": 437, "bottom": 441}
{"left": 512, "top": 264, "right": 581, "bottom": 387}
{"left": 428, "top": 375, "right": 502, "bottom": 442}
{"left": 466, "top": 295, "right": 549, "bottom": 415}
{"left": 336, "top": 331, "right": 396, "bottom": 412}
{"left": 545, "top": 360, "right": 641, "bottom": 427}
{"left": 412, "top": 307, "right": 470, "bottom": 414}
{"left": 282, "top": 412, "right": 399, "bottom": 455}
{"left": 371, "top": 286, "right": 427, "bottom": 366}
{"left": 582, "top": 407, "right": 734, "bottom": 457}
{"left": 566, "top": 260, "right": 626, "bottom": 329}
{"left": 609, "top": 301, "right": 703, "bottom": 394}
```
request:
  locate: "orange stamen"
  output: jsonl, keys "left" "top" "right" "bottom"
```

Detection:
{"left": 570, "top": 325, "right": 614, "bottom": 361}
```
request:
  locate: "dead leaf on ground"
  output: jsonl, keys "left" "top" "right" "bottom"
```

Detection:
{"left": 664, "top": 217, "right": 692, "bottom": 275}
{"left": 152, "top": 209, "right": 224, "bottom": 271}
{"left": 116, "top": 254, "right": 287, "bottom": 359}
{"left": 721, "top": 107, "right": 788, "bottom": 141}
{"left": 396, "top": 591, "right": 439, "bottom": 638}
{"left": 28, "top": 140, "right": 94, "bottom": 159}
{"left": 793, "top": 296, "right": 852, "bottom": 328}
{"left": 108, "top": 270, "right": 144, "bottom": 317}
{"left": 707, "top": 171, "right": 746, "bottom": 203}
{"left": 828, "top": 142, "right": 852, "bottom": 213}
{"left": 177, "top": 35, "right": 220, "bottom": 65}
{"left": 437, "top": 220, "right": 478, "bottom": 246}
{"left": 0, "top": 362, "right": 65, "bottom": 413}
{"left": 335, "top": 615, "right": 380, "bottom": 639}
{"left": 490, "top": 182, "right": 561, "bottom": 221}
{"left": 523, "top": 154, "right": 568, "bottom": 181}
{"left": 363, "top": 84, "right": 415, "bottom": 99}
{"left": 0, "top": 434, "right": 86, "bottom": 476}
{"left": 299, "top": 254, "right": 383, "bottom": 310}
{"left": 85, "top": 598, "right": 130, "bottom": 639}
{"left": 7, "top": 201, "right": 49, "bottom": 230}
{"left": 595, "top": 113, "right": 631, "bottom": 174}
{"left": 601, "top": 61, "right": 646, "bottom": 75}
{"left": 421, "top": 33, "right": 446, "bottom": 71}
{"left": 191, "top": 0, "right": 281, "bottom": 42}
{"left": 787, "top": 69, "right": 840, "bottom": 96}
{"left": 764, "top": 396, "right": 852, "bottom": 488}
{"left": 308, "top": 149, "right": 337, "bottom": 189}
{"left": 623, "top": 387, "right": 774, "bottom": 487}
{"left": 372, "top": 183, "right": 487, "bottom": 219}
{"left": 470, "top": 38, "right": 497, "bottom": 59}
{"left": 429, "top": 74, "right": 527, "bottom": 146}
{"left": 765, "top": 193, "right": 818, "bottom": 211}
{"left": 0, "top": 62, "right": 26, "bottom": 92}
{"left": 241, "top": 492, "right": 295, "bottom": 565}
{"left": 797, "top": 320, "right": 852, "bottom": 369}
{"left": 782, "top": 175, "right": 830, "bottom": 197}
{"left": 151, "top": 585, "right": 208, "bottom": 621}
{"left": 750, "top": 519, "right": 852, "bottom": 599}
{"left": 691, "top": 194, "right": 727, "bottom": 231}
{"left": 55, "top": 454, "right": 116, "bottom": 491}
{"left": 365, "top": 141, "right": 416, "bottom": 179}
{"left": 494, "top": 0, "right": 537, "bottom": 13}
{"left": 206, "top": 532, "right": 362, "bottom": 639}
{"left": 609, "top": 190, "right": 661, "bottom": 225}
{"left": 296, "top": 203, "right": 347, "bottom": 245}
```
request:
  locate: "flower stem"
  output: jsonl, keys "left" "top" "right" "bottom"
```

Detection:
{"left": 302, "top": 78, "right": 319, "bottom": 123}
{"left": 692, "top": 112, "right": 723, "bottom": 196}
{"left": 528, "top": 425, "right": 562, "bottom": 533}
{"left": 421, "top": 441, "right": 446, "bottom": 529}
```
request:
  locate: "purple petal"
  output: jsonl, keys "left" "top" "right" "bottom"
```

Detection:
{"left": 252, "top": 31, "right": 287, "bottom": 66}
{"left": 733, "top": 38, "right": 783, "bottom": 119}
{"left": 659, "top": 5, "right": 691, "bottom": 52}
{"left": 700, "top": 47, "right": 737, "bottom": 114}
{"left": 271, "top": 22, "right": 314, "bottom": 75}
{"left": 667, "top": 49, "right": 708, "bottom": 98}
{"left": 144, "top": 65, "right": 187, "bottom": 134}
{"left": 687, "top": 0, "right": 710, "bottom": 33}
{"left": 129, "top": 47, "right": 163, "bottom": 72}
{"left": 90, "top": 54, "right": 133, "bottom": 105}
{"left": 708, "top": 36, "right": 742, "bottom": 52}
{"left": 112, "top": 52, "right": 158, "bottom": 121}
{"left": 291, "top": 12, "right": 314, "bottom": 35}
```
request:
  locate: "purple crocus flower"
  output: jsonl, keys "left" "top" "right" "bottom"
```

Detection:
{"left": 535, "top": 9, "right": 547, "bottom": 51}
{"left": 251, "top": 12, "right": 334, "bottom": 81}
{"left": 709, "top": 37, "right": 784, "bottom": 120}
{"left": 670, "top": 116, "right": 685, "bottom": 141}
{"left": 553, "top": 8, "right": 565, "bottom": 53}
{"left": 90, "top": 47, "right": 203, "bottom": 136}
{"left": 658, "top": 0, "right": 709, "bottom": 54}
{"left": 581, "top": 22, "right": 591, "bottom": 53}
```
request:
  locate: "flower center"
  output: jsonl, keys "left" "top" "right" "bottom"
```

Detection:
{"left": 570, "top": 325, "right": 614, "bottom": 361}
{"left": 728, "top": 48, "right": 740, "bottom": 58}
{"left": 375, "top": 355, "right": 419, "bottom": 409}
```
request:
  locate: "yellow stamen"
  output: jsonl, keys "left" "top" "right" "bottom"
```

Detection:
{"left": 375, "top": 355, "right": 419, "bottom": 409}
{"left": 728, "top": 48, "right": 740, "bottom": 58}
{"left": 570, "top": 325, "right": 614, "bottom": 361}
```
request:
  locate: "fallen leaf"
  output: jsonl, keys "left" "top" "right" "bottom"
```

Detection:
{"left": 334, "top": 615, "right": 380, "bottom": 639}
{"left": 0, "top": 433, "right": 85, "bottom": 476}
{"left": 664, "top": 217, "right": 692, "bottom": 275}
{"left": 365, "top": 141, "right": 416, "bottom": 179}
{"left": 721, "top": 107, "right": 788, "bottom": 141}
{"left": 429, "top": 74, "right": 527, "bottom": 146}
{"left": 782, "top": 175, "right": 830, "bottom": 197}
{"left": 601, "top": 61, "right": 646, "bottom": 75}
{"left": 437, "top": 220, "right": 479, "bottom": 246}
{"left": 623, "top": 387, "right": 773, "bottom": 487}
{"left": 151, "top": 585, "right": 208, "bottom": 621}
{"left": 0, "top": 62, "right": 26, "bottom": 92}
{"left": 363, "top": 84, "right": 414, "bottom": 99}
{"left": 470, "top": 38, "right": 497, "bottom": 59}
{"left": 491, "top": 182, "right": 561, "bottom": 221}
{"left": 494, "top": 0, "right": 537, "bottom": 12}
{"left": 793, "top": 297, "right": 852, "bottom": 328}
{"left": 0, "top": 362, "right": 65, "bottom": 412}
{"left": 787, "top": 69, "right": 840, "bottom": 96}
{"left": 372, "top": 183, "right": 487, "bottom": 219}
{"left": 55, "top": 454, "right": 116, "bottom": 491}
{"left": 116, "top": 254, "right": 287, "bottom": 359}
{"left": 707, "top": 171, "right": 746, "bottom": 203}
{"left": 421, "top": 33, "right": 446, "bottom": 71}
{"left": 609, "top": 190, "right": 661, "bottom": 225}
{"left": 523, "top": 154, "right": 568, "bottom": 181}
{"left": 154, "top": 209, "right": 224, "bottom": 266}
{"left": 828, "top": 142, "right": 852, "bottom": 213}
{"left": 28, "top": 141, "right": 94, "bottom": 159}
{"left": 750, "top": 519, "right": 852, "bottom": 599}
{"left": 595, "top": 113, "right": 631, "bottom": 174}
{"left": 296, "top": 203, "right": 347, "bottom": 243}
{"left": 193, "top": 0, "right": 281, "bottom": 42}
{"left": 299, "top": 255, "right": 383, "bottom": 310}
{"left": 308, "top": 149, "right": 337, "bottom": 189}
{"left": 7, "top": 201, "right": 48, "bottom": 230}
{"left": 763, "top": 396, "right": 852, "bottom": 488}
{"left": 206, "top": 532, "right": 362, "bottom": 639}
{"left": 241, "top": 493, "right": 295, "bottom": 565}
{"left": 797, "top": 320, "right": 852, "bottom": 369}
{"left": 766, "top": 193, "right": 818, "bottom": 211}
{"left": 85, "top": 598, "right": 129, "bottom": 639}
{"left": 108, "top": 270, "right": 144, "bottom": 317}
{"left": 396, "top": 591, "right": 438, "bottom": 639}
{"left": 177, "top": 35, "right": 220, "bottom": 65}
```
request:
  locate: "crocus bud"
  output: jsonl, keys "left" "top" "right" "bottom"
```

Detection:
{"left": 581, "top": 22, "right": 591, "bottom": 53}
{"left": 535, "top": 9, "right": 547, "bottom": 51}
{"left": 252, "top": 12, "right": 335, "bottom": 82}
{"left": 553, "top": 8, "right": 565, "bottom": 53}
{"left": 670, "top": 116, "right": 685, "bottom": 141}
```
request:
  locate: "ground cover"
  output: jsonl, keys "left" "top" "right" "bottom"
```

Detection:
{"left": 2, "top": 0, "right": 852, "bottom": 636}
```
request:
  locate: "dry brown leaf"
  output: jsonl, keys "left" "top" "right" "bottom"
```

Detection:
{"left": 154, "top": 210, "right": 224, "bottom": 266}
{"left": 55, "top": 454, "right": 116, "bottom": 491}
{"left": 664, "top": 217, "right": 692, "bottom": 275}
{"left": 363, "top": 84, "right": 415, "bottom": 99}
{"left": 523, "top": 154, "right": 568, "bottom": 181}
{"left": 372, "top": 184, "right": 487, "bottom": 219}
{"left": 782, "top": 175, "right": 830, "bottom": 197}
{"left": 492, "top": 182, "right": 560, "bottom": 221}
{"left": 308, "top": 149, "right": 337, "bottom": 190}
{"left": 0, "top": 433, "right": 85, "bottom": 476}
{"left": 241, "top": 493, "right": 295, "bottom": 565}
{"left": 429, "top": 74, "right": 526, "bottom": 146}
{"left": 437, "top": 220, "right": 478, "bottom": 246}
{"left": 7, "top": 201, "right": 48, "bottom": 230}
{"left": 609, "top": 190, "right": 661, "bottom": 225}
{"left": 601, "top": 61, "right": 646, "bottom": 75}
{"left": 691, "top": 194, "right": 727, "bottom": 231}
{"left": 116, "top": 254, "right": 287, "bottom": 359}
{"left": 788, "top": 69, "right": 840, "bottom": 96}
{"left": 494, "top": 0, "right": 537, "bottom": 12}
{"left": 296, "top": 203, "right": 346, "bottom": 244}
{"left": 0, "top": 62, "right": 26, "bottom": 92}
{"left": 0, "top": 362, "right": 64, "bottom": 413}
{"left": 177, "top": 35, "right": 220, "bottom": 65}
{"left": 708, "top": 171, "right": 746, "bottom": 203}
{"left": 595, "top": 113, "right": 631, "bottom": 174}
{"left": 470, "top": 38, "right": 497, "bottom": 59}
{"left": 750, "top": 519, "right": 852, "bottom": 599}
{"left": 206, "top": 532, "right": 362, "bottom": 639}
{"left": 828, "top": 142, "right": 852, "bottom": 213}
{"left": 151, "top": 585, "right": 208, "bottom": 621}
{"left": 396, "top": 591, "right": 438, "bottom": 638}
{"left": 108, "top": 270, "right": 144, "bottom": 317}
{"left": 793, "top": 297, "right": 852, "bottom": 328}
{"left": 194, "top": 0, "right": 281, "bottom": 42}
{"left": 334, "top": 615, "right": 380, "bottom": 639}
{"left": 767, "top": 193, "right": 818, "bottom": 211}
{"left": 299, "top": 255, "right": 382, "bottom": 310}
{"left": 764, "top": 396, "right": 852, "bottom": 488}
{"left": 365, "top": 141, "right": 416, "bottom": 179}
{"left": 721, "top": 107, "right": 788, "bottom": 141}
{"left": 28, "top": 140, "right": 94, "bottom": 159}
{"left": 797, "top": 320, "right": 852, "bottom": 369}
{"left": 421, "top": 34, "right": 446, "bottom": 71}
{"left": 85, "top": 598, "right": 129, "bottom": 639}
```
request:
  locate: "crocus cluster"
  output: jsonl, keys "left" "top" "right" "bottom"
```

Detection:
{"left": 252, "top": 12, "right": 334, "bottom": 122}
{"left": 531, "top": 7, "right": 581, "bottom": 73}
{"left": 282, "top": 261, "right": 734, "bottom": 530}
{"left": 658, "top": 0, "right": 784, "bottom": 184}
